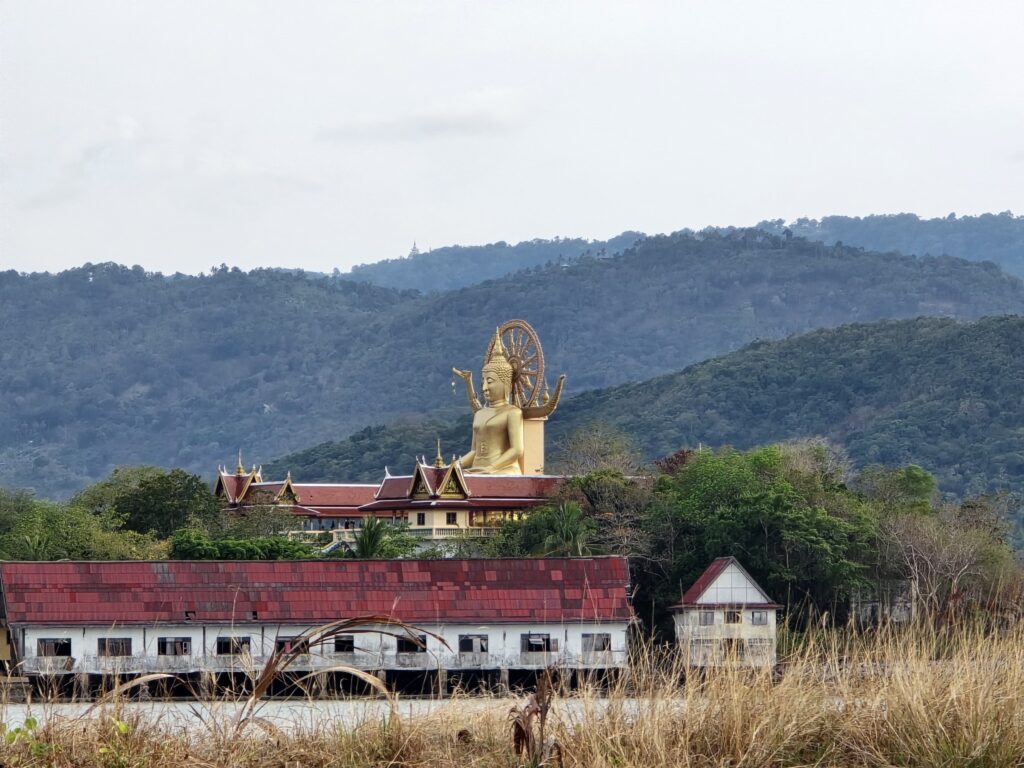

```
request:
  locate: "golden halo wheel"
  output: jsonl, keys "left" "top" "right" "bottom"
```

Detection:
{"left": 485, "top": 319, "right": 545, "bottom": 407}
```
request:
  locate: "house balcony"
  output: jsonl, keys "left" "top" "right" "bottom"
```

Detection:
{"left": 21, "top": 649, "right": 628, "bottom": 676}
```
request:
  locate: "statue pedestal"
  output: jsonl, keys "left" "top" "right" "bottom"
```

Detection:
{"left": 522, "top": 418, "right": 546, "bottom": 475}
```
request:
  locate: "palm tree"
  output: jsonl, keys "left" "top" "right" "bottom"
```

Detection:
{"left": 538, "top": 502, "right": 598, "bottom": 557}
{"left": 351, "top": 516, "right": 389, "bottom": 559}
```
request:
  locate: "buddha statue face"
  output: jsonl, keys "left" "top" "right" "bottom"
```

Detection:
{"left": 481, "top": 368, "right": 510, "bottom": 406}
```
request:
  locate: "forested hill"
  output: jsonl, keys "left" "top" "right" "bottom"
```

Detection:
{"left": 344, "top": 232, "right": 644, "bottom": 291}
{"left": 759, "top": 213, "right": 1024, "bottom": 277}
{"left": 273, "top": 316, "right": 1024, "bottom": 498}
{"left": 344, "top": 213, "right": 1024, "bottom": 293}
{"left": 3, "top": 230, "right": 1024, "bottom": 497}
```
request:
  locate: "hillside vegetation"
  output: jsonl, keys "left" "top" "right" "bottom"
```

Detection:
{"left": 345, "top": 232, "right": 643, "bottom": 291}
{"left": 274, "top": 316, "right": 1024, "bottom": 497}
{"left": 3, "top": 230, "right": 1024, "bottom": 496}
{"left": 759, "top": 212, "right": 1024, "bottom": 276}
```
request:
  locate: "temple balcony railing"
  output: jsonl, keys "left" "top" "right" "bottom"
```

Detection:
{"left": 287, "top": 530, "right": 358, "bottom": 545}
{"left": 408, "top": 527, "right": 501, "bottom": 540}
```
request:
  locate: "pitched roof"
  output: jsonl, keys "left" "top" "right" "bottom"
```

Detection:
{"left": 0, "top": 558, "right": 633, "bottom": 626}
{"left": 673, "top": 557, "right": 781, "bottom": 610}
{"left": 213, "top": 473, "right": 247, "bottom": 503}
{"left": 290, "top": 484, "right": 377, "bottom": 508}
{"left": 370, "top": 467, "right": 561, "bottom": 504}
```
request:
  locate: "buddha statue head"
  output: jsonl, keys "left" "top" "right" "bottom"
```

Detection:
{"left": 481, "top": 329, "right": 514, "bottom": 406}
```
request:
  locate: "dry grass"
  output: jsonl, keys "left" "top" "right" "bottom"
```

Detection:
{"left": 4, "top": 623, "right": 1024, "bottom": 767}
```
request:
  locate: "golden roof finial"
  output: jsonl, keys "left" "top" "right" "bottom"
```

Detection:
{"left": 235, "top": 449, "right": 245, "bottom": 476}
{"left": 488, "top": 327, "right": 508, "bottom": 363}
{"left": 434, "top": 438, "right": 445, "bottom": 468}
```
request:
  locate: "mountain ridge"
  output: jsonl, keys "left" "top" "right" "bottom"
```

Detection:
{"left": 3, "top": 230, "right": 1023, "bottom": 497}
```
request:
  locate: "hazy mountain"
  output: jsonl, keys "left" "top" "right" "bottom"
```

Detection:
{"left": 758, "top": 213, "right": 1024, "bottom": 276}
{"left": 343, "top": 232, "right": 644, "bottom": 291}
{"left": 3, "top": 230, "right": 1023, "bottom": 497}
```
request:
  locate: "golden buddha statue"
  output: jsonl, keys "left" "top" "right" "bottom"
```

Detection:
{"left": 457, "top": 332, "right": 524, "bottom": 474}
{"left": 453, "top": 321, "right": 565, "bottom": 475}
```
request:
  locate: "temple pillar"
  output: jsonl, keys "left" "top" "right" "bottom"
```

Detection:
{"left": 521, "top": 418, "right": 546, "bottom": 475}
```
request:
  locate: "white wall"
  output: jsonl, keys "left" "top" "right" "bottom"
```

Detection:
{"left": 674, "top": 608, "right": 777, "bottom": 667}
{"left": 17, "top": 620, "right": 629, "bottom": 671}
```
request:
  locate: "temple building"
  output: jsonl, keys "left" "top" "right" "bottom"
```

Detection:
{"left": 214, "top": 456, "right": 561, "bottom": 547}
{"left": 215, "top": 320, "right": 568, "bottom": 548}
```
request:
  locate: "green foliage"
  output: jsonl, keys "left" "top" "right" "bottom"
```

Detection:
{"left": 760, "top": 212, "right": 1024, "bottom": 277}
{"left": 347, "top": 517, "right": 419, "bottom": 559}
{"left": 4, "top": 228, "right": 1024, "bottom": 497}
{"left": 212, "top": 504, "right": 298, "bottom": 539}
{"left": 661, "top": 446, "right": 874, "bottom": 606}
{"left": 0, "top": 487, "right": 163, "bottom": 561}
{"left": 82, "top": 467, "right": 220, "bottom": 538}
{"left": 532, "top": 502, "right": 599, "bottom": 557}
{"left": 168, "top": 528, "right": 312, "bottom": 560}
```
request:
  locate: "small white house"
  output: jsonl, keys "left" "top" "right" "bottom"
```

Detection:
{"left": 672, "top": 556, "right": 781, "bottom": 668}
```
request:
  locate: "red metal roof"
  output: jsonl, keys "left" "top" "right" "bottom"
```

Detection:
{"left": 291, "top": 485, "right": 377, "bottom": 508}
{"left": 215, "top": 474, "right": 246, "bottom": 503}
{"left": 0, "top": 558, "right": 633, "bottom": 626}
{"left": 467, "top": 475, "right": 562, "bottom": 498}
{"left": 293, "top": 506, "right": 397, "bottom": 519}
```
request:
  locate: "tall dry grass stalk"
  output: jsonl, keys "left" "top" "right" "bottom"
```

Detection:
{"left": 4, "top": 621, "right": 1024, "bottom": 766}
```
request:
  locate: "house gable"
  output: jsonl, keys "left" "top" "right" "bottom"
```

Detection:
{"left": 696, "top": 561, "right": 772, "bottom": 605}
{"left": 677, "top": 557, "right": 779, "bottom": 608}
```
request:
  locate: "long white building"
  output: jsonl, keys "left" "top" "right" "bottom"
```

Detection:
{"left": 0, "top": 557, "right": 632, "bottom": 695}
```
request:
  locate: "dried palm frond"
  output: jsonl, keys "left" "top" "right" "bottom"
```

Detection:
{"left": 236, "top": 614, "right": 448, "bottom": 736}
{"left": 508, "top": 666, "right": 563, "bottom": 767}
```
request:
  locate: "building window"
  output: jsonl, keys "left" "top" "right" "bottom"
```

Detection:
{"left": 724, "top": 610, "right": 742, "bottom": 624}
{"left": 690, "top": 638, "right": 719, "bottom": 661}
{"left": 746, "top": 638, "right": 773, "bottom": 659}
{"left": 37, "top": 639, "right": 71, "bottom": 657}
{"left": 397, "top": 634, "right": 427, "bottom": 654}
{"left": 751, "top": 610, "right": 768, "bottom": 625}
{"left": 216, "top": 637, "right": 251, "bottom": 656}
{"left": 275, "top": 636, "right": 309, "bottom": 654}
{"left": 334, "top": 635, "right": 355, "bottom": 653}
{"left": 98, "top": 638, "right": 132, "bottom": 657}
{"left": 521, "top": 633, "right": 558, "bottom": 652}
{"left": 458, "top": 634, "right": 489, "bottom": 653}
{"left": 157, "top": 637, "right": 191, "bottom": 656}
{"left": 416, "top": 512, "right": 426, "bottom": 526}
{"left": 723, "top": 638, "right": 745, "bottom": 660}
{"left": 698, "top": 610, "right": 715, "bottom": 626}
{"left": 582, "top": 633, "right": 611, "bottom": 652}
{"left": 446, "top": 512, "right": 458, "bottom": 526}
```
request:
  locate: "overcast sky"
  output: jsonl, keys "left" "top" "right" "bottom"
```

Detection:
{"left": 3, "top": 1, "right": 1023, "bottom": 275}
